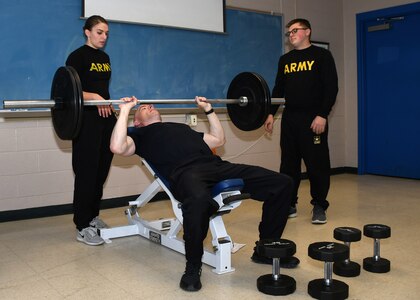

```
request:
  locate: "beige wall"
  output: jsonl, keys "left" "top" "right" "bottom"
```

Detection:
{"left": 0, "top": 0, "right": 417, "bottom": 212}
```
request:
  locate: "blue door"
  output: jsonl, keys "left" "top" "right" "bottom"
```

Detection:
{"left": 357, "top": 3, "right": 420, "bottom": 179}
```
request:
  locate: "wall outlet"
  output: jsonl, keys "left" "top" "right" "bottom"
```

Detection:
{"left": 186, "top": 114, "right": 197, "bottom": 126}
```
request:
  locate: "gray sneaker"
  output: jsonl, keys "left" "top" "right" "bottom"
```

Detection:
{"left": 77, "top": 227, "right": 105, "bottom": 246}
{"left": 89, "top": 216, "right": 109, "bottom": 229}
{"left": 312, "top": 205, "right": 327, "bottom": 224}
{"left": 288, "top": 206, "right": 297, "bottom": 218}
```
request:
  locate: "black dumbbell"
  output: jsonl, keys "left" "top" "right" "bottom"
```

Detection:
{"left": 256, "top": 238, "right": 296, "bottom": 296}
{"left": 363, "top": 224, "right": 391, "bottom": 273}
{"left": 308, "top": 242, "right": 349, "bottom": 300}
{"left": 333, "top": 227, "right": 361, "bottom": 277}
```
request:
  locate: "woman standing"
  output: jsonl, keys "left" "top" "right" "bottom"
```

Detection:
{"left": 66, "top": 15, "right": 116, "bottom": 245}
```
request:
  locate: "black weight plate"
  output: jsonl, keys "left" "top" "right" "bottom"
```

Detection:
{"left": 51, "top": 66, "right": 82, "bottom": 140}
{"left": 363, "top": 224, "right": 391, "bottom": 239}
{"left": 333, "top": 260, "right": 361, "bottom": 277}
{"left": 334, "top": 227, "right": 361, "bottom": 242}
{"left": 226, "top": 72, "right": 270, "bottom": 131}
{"left": 308, "top": 278, "right": 349, "bottom": 300}
{"left": 363, "top": 257, "right": 390, "bottom": 273}
{"left": 308, "top": 242, "right": 349, "bottom": 262}
{"left": 257, "top": 238, "right": 296, "bottom": 258}
{"left": 257, "top": 274, "right": 296, "bottom": 296}
{"left": 66, "top": 66, "right": 83, "bottom": 139}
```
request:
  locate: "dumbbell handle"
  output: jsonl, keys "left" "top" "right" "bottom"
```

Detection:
{"left": 324, "top": 262, "right": 333, "bottom": 286}
{"left": 272, "top": 258, "right": 280, "bottom": 280}
{"left": 343, "top": 241, "right": 351, "bottom": 264}
{"left": 373, "top": 238, "right": 381, "bottom": 261}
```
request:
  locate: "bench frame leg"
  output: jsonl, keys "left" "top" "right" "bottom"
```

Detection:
{"left": 99, "top": 178, "right": 238, "bottom": 274}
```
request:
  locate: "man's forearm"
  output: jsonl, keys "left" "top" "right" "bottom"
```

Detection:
{"left": 110, "top": 108, "right": 131, "bottom": 155}
{"left": 204, "top": 110, "right": 225, "bottom": 148}
{"left": 207, "top": 112, "right": 224, "bottom": 140}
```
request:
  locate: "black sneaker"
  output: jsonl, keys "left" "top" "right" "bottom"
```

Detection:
{"left": 251, "top": 245, "right": 300, "bottom": 269}
{"left": 288, "top": 206, "right": 297, "bottom": 218}
{"left": 312, "top": 205, "right": 327, "bottom": 224}
{"left": 251, "top": 250, "right": 272, "bottom": 264}
{"left": 179, "top": 262, "right": 202, "bottom": 292}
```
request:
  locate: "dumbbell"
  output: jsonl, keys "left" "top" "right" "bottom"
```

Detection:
{"left": 363, "top": 224, "right": 391, "bottom": 273}
{"left": 333, "top": 227, "right": 361, "bottom": 277}
{"left": 308, "top": 242, "right": 349, "bottom": 300}
{"left": 256, "top": 238, "right": 296, "bottom": 296}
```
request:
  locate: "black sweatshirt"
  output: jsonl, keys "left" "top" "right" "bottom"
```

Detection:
{"left": 66, "top": 45, "right": 111, "bottom": 100}
{"left": 270, "top": 45, "right": 338, "bottom": 118}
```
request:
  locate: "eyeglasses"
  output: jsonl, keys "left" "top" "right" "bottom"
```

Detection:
{"left": 285, "top": 27, "right": 308, "bottom": 37}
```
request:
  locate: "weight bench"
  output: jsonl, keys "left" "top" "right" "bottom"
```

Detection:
{"left": 99, "top": 159, "right": 249, "bottom": 274}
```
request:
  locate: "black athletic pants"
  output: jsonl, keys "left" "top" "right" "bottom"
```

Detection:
{"left": 280, "top": 109, "right": 331, "bottom": 210}
{"left": 169, "top": 157, "right": 293, "bottom": 264}
{"left": 72, "top": 108, "right": 116, "bottom": 231}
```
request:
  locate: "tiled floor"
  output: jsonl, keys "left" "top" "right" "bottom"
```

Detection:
{"left": 1, "top": 174, "right": 419, "bottom": 299}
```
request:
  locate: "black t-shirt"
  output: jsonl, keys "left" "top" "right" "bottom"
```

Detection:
{"left": 66, "top": 45, "right": 111, "bottom": 100}
{"left": 271, "top": 45, "right": 338, "bottom": 118}
{"left": 128, "top": 122, "right": 214, "bottom": 179}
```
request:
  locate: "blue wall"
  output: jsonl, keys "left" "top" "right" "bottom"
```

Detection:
{"left": 0, "top": 1, "right": 282, "bottom": 108}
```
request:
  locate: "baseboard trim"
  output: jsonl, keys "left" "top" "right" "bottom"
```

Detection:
{"left": 0, "top": 167, "right": 357, "bottom": 223}
{"left": 0, "top": 193, "right": 168, "bottom": 223}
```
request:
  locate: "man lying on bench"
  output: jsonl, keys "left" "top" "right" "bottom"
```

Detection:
{"left": 110, "top": 96, "right": 299, "bottom": 292}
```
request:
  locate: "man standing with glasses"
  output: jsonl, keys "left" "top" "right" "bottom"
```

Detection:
{"left": 264, "top": 18, "right": 338, "bottom": 224}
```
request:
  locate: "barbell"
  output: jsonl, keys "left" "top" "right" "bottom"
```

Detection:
{"left": 2, "top": 66, "right": 284, "bottom": 140}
